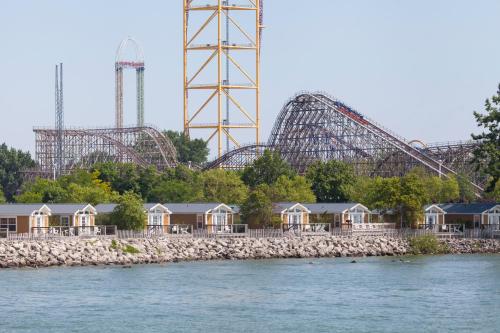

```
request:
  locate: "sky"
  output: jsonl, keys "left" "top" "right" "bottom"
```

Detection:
{"left": 1, "top": 0, "right": 499, "bottom": 157}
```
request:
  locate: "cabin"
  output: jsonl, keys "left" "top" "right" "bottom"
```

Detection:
{"left": 165, "top": 203, "right": 236, "bottom": 231}
{"left": 424, "top": 203, "right": 500, "bottom": 229}
{"left": 96, "top": 203, "right": 171, "bottom": 231}
{"left": 48, "top": 204, "right": 97, "bottom": 228}
{"left": 305, "top": 203, "right": 372, "bottom": 228}
{"left": 0, "top": 204, "right": 51, "bottom": 234}
{"left": 273, "top": 203, "right": 311, "bottom": 226}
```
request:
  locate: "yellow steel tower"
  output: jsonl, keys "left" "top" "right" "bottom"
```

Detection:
{"left": 183, "top": 0, "right": 262, "bottom": 158}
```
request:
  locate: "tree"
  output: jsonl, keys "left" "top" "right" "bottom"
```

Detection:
{"left": 0, "top": 187, "right": 6, "bottom": 203}
{"left": 110, "top": 191, "right": 146, "bottom": 230}
{"left": 16, "top": 170, "right": 118, "bottom": 204}
{"left": 165, "top": 130, "right": 209, "bottom": 164}
{"left": 471, "top": 84, "right": 500, "bottom": 193}
{"left": 240, "top": 186, "right": 273, "bottom": 228}
{"left": 149, "top": 165, "right": 203, "bottom": 202}
{"left": 306, "top": 160, "right": 357, "bottom": 202}
{"left": 241, "top": 150, "right": 295, "bottom": 188}
{"left": 268, "top": 175, "right": 316, "bottom": 203}
{"left": 0, "top": 143, "right": 36, "bottom": 201}
{"left": 456, "top": 173, "right": 476, "bottom": 203}
{"left": 92, "top": 162, "right": 141, "bottom": 195}
{"left": 15, "top": 178, "right": 67, "bottom": 203}
{"left": 399, "top": 171, "right": 428, "bottom": 228}
{"left": 200, "top": 169, "right": 248, "bottom": 204}
{"left": 352, "top": 176, "right": 401, "bottom": 212}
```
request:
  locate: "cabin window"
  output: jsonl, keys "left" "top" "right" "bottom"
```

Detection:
{"left": 197, "top": 214, "right": 203, "bottom": 229}
{"left": 488, "top": 210, "right": 500, "bottom": 225}
{"left": 213, "top": 212, "right": 228, "bottom": 226}
{"left": 0, "top": 217, "right": 16, "bottom": 232}
{"left": 287, "top": 212, "right": 302, "bottom": 225}
{"left": 149, "top": 213, "right": 163, "bottom": 226}
{"left": 60, "top": 216, "right": 70, "bottom": 226}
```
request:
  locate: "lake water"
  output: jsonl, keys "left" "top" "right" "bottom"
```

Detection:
{"left": 0, "top": 255, "right": 499, "bottom": 333}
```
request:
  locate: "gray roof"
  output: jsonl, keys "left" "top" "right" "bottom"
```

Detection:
{"left": 272, "top": 202, "right": 309, "bottom": 214}
{"left": 163, "top": 203, "right": 234, "bottom": 214}
{"left": 96, "top": 203, "right": 171, "bottom": 214}
{"left": 305, "top": 203, "right": 367, "bottom": 214}
{"left": 0, "top": 204, "right": 49, "bottom": 216}
{"left": 271, "top": 202, "right": 367, "bottom": 214}
{"left": 436, "top": 203, "right": 499, "bottom": 214}
{"left": 46, "top": 204, "right": 95, "bottom": 215}
{"left": 95, "top": 203, "right": 117, "bottom": 214}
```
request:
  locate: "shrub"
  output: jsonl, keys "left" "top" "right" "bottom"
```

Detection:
{"left": 110, "top": 239, "right": 119, "bottom": 250}
{"left": 123, "top": 244, "right": 140, "bottom": 254}
{"left": 408, "top": 235, "right": 449, "bottom": 255}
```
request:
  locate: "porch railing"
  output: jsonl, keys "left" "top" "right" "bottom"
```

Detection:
{"left": 146, "top": 224, "right": 193, "bottom": 235}
{"left": 417, "top": 224, "right": 464, "bottom": 233}
{"left": 352, "top": 223, "right": 396, "bottom": 231}
{"left": 30, "top": 225, "right": 117, "bottom": 237}
{"left": 203, "top": 224, "right": 248, "bottom": 235}
{"left": 282, "top": 223, "right": 331, "bottom": 235}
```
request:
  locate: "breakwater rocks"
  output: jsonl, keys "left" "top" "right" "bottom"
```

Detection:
{"left": 0, "top": 236, "right": 498, "bottom": 268}
{"left": 441, "top": 239, "right": 500, "bottom": 254}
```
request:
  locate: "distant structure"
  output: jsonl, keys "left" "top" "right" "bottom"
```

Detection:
{"left": 34, "top": 126, "right": 177, "bottom": 175}
{"left": 115, "top": 37, "right": 145, "bottom": 128}
{"left": 183, "top": 0, "right": 264, "bottom": 158}
{"left": 54, "top": 63, "right": 64, "bottom": 179}
{"left": 205, "top": 91, "right": 484, "bottom": 194}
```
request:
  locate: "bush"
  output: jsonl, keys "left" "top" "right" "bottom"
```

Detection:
{"left": 123, "top": 244, "right": 140, "bottom": 254}
{"left": 408, "top": 235, "right": 449, "bottom": 255}
{"left": 110, "top": 191, "right": 146, "bottom": 230}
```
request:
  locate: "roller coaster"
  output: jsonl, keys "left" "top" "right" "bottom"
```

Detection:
{"left": 34, "top": 125, "right": 177, "bottom": 176}
{"left": 204, "top": 92, "right": 484, "bottom": 191}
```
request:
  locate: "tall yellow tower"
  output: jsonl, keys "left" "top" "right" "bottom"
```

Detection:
{"left": 183, "top": 0, "right": 262, "bottom": 158}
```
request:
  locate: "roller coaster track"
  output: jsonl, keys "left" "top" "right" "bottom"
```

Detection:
{"left": 206, "top": 92, "right": 483, "bottom": 193}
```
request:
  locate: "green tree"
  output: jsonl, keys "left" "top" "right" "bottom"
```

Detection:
{"left": 150, "top": 165, "right": 203, "bottom": 202}
{"left": 438, "top": 176, "right": 460, "bottom": 203}
{"left": 240, "top": 186, "right": 273, "bottom": 228}
{"left": 165, "top": 130, "right": 209, "bottom": 164}
{"left": 399, "top": 171, "right": 428, "bottom": 228}
{"left": 0, "top": 143, "right": 36, "bottom": 201}
{"left": 0, "top": 187, "right": 6, "bottom": 203}
{"left": 268, "top": 175, "right": 316, "bottom": 203}
{"left": 306, "top": 160, "right": 357, "bottom": 202}
{"left": 456, "top": 173, "right": 476, "bottom": 203}
{"left": 92, "top": 162, "right": 141, "bottom": 195}
{"left": 241, "top": 150, "right": 295, "bottom": 188}
{"left": 16, "top": 170, "right": 118, "bottom": 204}
{"left": 471, "top": 84, "right": 500, "bottom": 193}
{"left": 110, "top": 191, "right": 146, "bottom": 230}
{"left": 15, "top": 178, "right": 67, "bottom": 203}
{"left": 200, "top": 169, "right": 248, "bottom": 204}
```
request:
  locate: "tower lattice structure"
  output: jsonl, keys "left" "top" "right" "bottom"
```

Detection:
{"left": 184, "top": 0, "right": 263, "bottom": 158}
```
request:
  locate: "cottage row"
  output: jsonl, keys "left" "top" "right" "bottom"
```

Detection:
{"left": 0, "top": 202, "right": 498, "bottom": 235}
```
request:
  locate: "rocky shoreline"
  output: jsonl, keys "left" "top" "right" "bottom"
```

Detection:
{"left": 0, "top": 236, "right": 499, "bottom": 268}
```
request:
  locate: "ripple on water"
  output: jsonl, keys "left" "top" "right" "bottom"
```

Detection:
{"left": 0, "top": 255, "right": 499, "bottom": 333}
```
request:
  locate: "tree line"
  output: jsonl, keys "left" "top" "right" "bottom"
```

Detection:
{"left": 0, "top": 84, "right": 498, "bottom": 228}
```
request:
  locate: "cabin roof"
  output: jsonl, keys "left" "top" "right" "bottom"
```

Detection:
{"left": 437, "top": 203, "right": 499, "bottom": 214}
{"left": 46, "top": 203, "right": 96, "bottom": 215}
{"left": 0, "top": 204, "right": 51, "bottom": 216}
{"left": 304, "top": 203, "right": 368, "bottom": 214}
{"left": 163, "top": 203, "right": 235, "bottom": 214}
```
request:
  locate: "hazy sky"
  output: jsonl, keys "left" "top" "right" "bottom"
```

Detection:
{"left": 1, "top": 0, "right": 499, "bottom": 157}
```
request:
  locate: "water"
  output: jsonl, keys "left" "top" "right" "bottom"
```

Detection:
{"left": 0, "top": 255, "right": 499, "bottom": 333}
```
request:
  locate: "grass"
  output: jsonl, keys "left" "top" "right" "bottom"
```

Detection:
{"left": 123, "top": 244, "right": 140, "bottom": 254}
{"left": 110, "top": 239, "right": 119, "bottom": 250}
{"left": 408, "top": 235, "right": 449, "bottom": 255}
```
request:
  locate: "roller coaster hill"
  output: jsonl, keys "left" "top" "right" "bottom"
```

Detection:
{"left": 204, "top": 91, "right": 485, "bottom": 194}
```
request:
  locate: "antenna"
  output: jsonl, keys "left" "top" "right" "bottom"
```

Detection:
{"left": 55, "top": 63, "right": 64, "bottom": 178}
